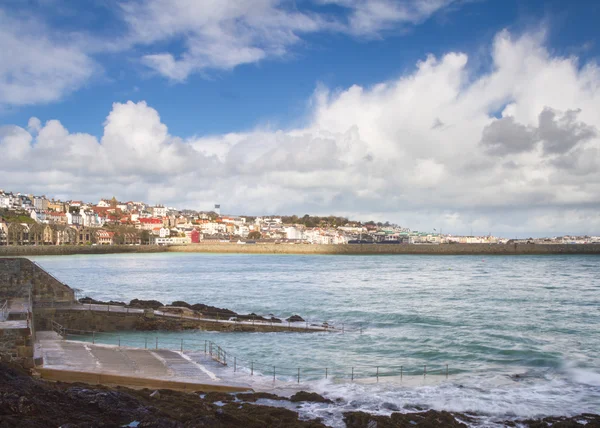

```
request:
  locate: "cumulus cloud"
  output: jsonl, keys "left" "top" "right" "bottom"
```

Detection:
{"left": 481, "top": 107, "right": 597, "bottom": 156}
{"left": 2, "top": 30, "right": 600, "bottom": 236}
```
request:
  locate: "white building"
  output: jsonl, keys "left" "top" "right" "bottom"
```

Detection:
{"left": 152, "top": 205, "right": 167, "bottom": 217}
{"left": 149, "top": 236, "right": 191, "bottom": 245}
{"left": 200, "top": 222, "right": 226, "bottom": 235}
{"left": 284, "top": 226, "right": 304, "bottom": 240}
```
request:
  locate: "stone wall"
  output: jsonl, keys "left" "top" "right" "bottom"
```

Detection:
{"left": 0, "top": 258, "right": 75, "bottom": 304}
{"left": 2, "top": 243, "right": 600, "bottom": 256}
{"left": 0, "top": 326, "right": 35, "bottom": 368}
{"left": 0, "top": 258, "right": 28, "bottom": 299}
{"left": 35, "top": 308, "right": 316, "bottom": 334}
{"left": 35, "top": 309, "right": 140, "bottom": 332}
{"left": 168, "top": 242, "right": 600, "bottom": 255}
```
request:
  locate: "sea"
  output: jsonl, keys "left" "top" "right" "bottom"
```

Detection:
{"left": 31, "top": 253, "right": 600, "bottom": 426}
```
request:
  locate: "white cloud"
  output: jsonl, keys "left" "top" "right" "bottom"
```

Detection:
{"left": 0, "top": 10, "right": 96, "bottom": 106}
{"left": 2, "top": 29, "right": 600, "bottom": 236}
{"left": 318, "top": 0, "right": 453, "bottom": 36}
{"left": 0, "top": 0, "right": 458, "bottom": 102}
{"left": 120, "top": 0, "right": 454, "bottom": 81}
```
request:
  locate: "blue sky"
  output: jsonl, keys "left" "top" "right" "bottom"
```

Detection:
{"left": 1, "top": 0, "right": 600, "bottom": 236}
{"left": 3, "top": 0, "right": 598, "bottom": 137}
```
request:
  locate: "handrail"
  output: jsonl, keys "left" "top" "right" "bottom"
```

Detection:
{"left": 0, "top": 300, "right": 8, "bottom": 322}
{"left": 61, "top": 328, "right": 452, "bottom": 382}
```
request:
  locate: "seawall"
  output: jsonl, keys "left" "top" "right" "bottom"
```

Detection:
{"left": 0, "top": 245, "right": 166, "bottom": 257}
{"left": 168, "top": 242, "right": 600, "bottom": 255}
{"left": 1, "top": 243, "right": 600, "bottom": 256}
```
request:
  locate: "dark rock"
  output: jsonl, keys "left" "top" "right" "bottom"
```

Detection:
{"left": 127, "top": 299, "right": 164, "bottom": 310}
{"left": 236, "top": 392, "right": 287, "bottom": 403}
{"left": 79, "top": 296, "right": 126, "bottom": 306}
{"left": 189, "top": 303, "right": 237, "bottom": 317}
{"left": 290, "top": 391, "right": 332, "bottom": 404}
{"left": 344, "top": 410, "right": 472, "bottom": 428}
{"left": 270, "top": 317, "right": 282, "bottom": 323}
{"left": 287, "top": 315, "right": 305, "bottom": 322}
{"left": 237, "top": 313, "right": 269, "bottom": 322}
{"left": 381, "top": 402, "right": 400, "bottom": 411}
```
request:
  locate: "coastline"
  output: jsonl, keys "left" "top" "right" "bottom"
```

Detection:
{"left": 1, "top": 242, "right": 600, "bottom": 257}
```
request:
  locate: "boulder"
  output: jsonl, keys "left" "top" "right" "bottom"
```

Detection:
{"left": 290, "top": 391, "right": 332, "bottom": 404}
{"left": 286, "top": 315, "right": 305, "bottom": 323}
{"left": 127, "top": 299, "right": 164, "bottom": 310}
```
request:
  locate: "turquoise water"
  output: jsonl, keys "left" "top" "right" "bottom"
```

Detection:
{"left": 31, "top": 253, "right": 600, "bottom": 424}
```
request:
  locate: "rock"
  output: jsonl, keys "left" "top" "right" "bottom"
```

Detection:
{"left": 236, "top": 392, "right": 287, "bottom": 402}
{"left": 344, "top": 410, "right": 471, "bottom": 428}
{"left": 381, "top": 402, "right": 400, "bottom": 411}
{"left": 287, "top": 315, "right": 305, "bottom": 322}
{"left": 149, "top": 390, "right": 160, "bottom": 399}
{"left": 290, "top": 391, "right": 332, "bottom": 403}
{"left": 270, "top": 317, "right": 282, "bottom": 323}
{"left": 79, "top": 296, "right": 126, "bottom": 306}
{"left": 128, "top": 299, "right": 164, "bottom": 310}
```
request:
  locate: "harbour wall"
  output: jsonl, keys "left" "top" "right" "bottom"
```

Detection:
{"left": 1, "top": 243, "right": 600, "bottom": 256}
{"left": 0, "top": 245, "right": 165, "bottom": 257}
{"left": 168, "top": 242, "right": 600, "bottom": 255}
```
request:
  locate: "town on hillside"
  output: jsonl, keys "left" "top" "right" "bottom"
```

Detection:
{"left": 0, "top": 190, "right": 597, "bottom": 246}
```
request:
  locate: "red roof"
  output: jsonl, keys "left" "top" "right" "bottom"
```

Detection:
{"left": 139, "top": 218, "right": 162, "bottom": 224}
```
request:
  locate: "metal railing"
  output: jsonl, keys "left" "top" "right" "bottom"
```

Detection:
{"left": 0, "top": 300, "right": 8, "bottom": 322}
{"left": 58, "top": 326, "right": 453, "bottom": 383}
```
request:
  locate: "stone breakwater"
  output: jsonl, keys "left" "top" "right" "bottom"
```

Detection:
{"left": 1, "top": 243, "right": 600, "bottom": 256}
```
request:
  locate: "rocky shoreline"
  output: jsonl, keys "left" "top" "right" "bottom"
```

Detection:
{"left": 1, "top": 363, "right": 598, "bottom": 427}
{"left": 79, "top": 297, "right": 306, "bottom": 325}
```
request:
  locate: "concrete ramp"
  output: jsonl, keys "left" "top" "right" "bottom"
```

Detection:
{"left": 35, "top": 331, "right": 251, "bottom": 393}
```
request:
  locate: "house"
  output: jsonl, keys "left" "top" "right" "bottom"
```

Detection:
{"left": 95, "top": 230, "right": 115, "bottom": 245}
{"left": 152, "top": 205, "right": 167, "bottom": 217}
{"left": 0, "top": 219, "right": 7, "bottom": 245}
{"left": 78, "top": 227, "right": 96, "bottom": 244}
{"left": 30, "top": 210, "right": 47, "bottom": 223}
{"left": 122, "top": 233, "right": 141, "bottom": 245}
{"left": 48, "top": 200, "right": 66, "bottom": 212}
{"left": 29, "top": 224, "right": 54, "bottom": 245}
{"left": 138, "top": 217, "right": 163, "bottom": 230}
{"left": 33, "top": 196, "right": 49, "bottom": 211}
{"left": 48, "top": 211, "right": 67, "bottom": 224}
{"left": 66, "top": 211, "right": 83, "bottom": 226}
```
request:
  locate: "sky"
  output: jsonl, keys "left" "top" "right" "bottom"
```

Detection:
{"left": 1, "top": 0, "right": 600, "bottom": 237}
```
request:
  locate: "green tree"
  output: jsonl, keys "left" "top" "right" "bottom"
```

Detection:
{"left": 247, "top": 231, "right": 262, "bottom": 240}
